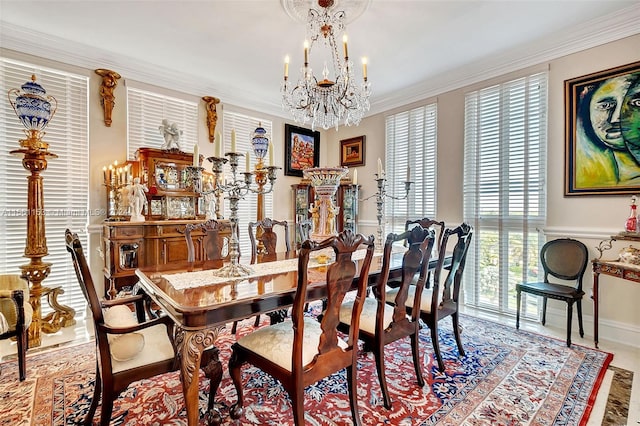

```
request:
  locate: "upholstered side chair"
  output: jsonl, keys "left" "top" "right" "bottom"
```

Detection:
{"left": 387, "top": 222, "right": 473, "bottom": 372}
{"left": 0, "top": 274, "right": 32, "bottom": 381}
{"left": 228, "top": 230, "right": 375, "bottom": 426}
{"left": 65, "top": 230, "right": 222, "bottom": 425}
{"left": 516, "top": 238, "right": 589, "bottom": 347}
{"left": 339, "top": 226, "right": 436, "bottom": 409}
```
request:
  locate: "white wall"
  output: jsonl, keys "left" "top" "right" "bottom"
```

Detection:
{"left": 3, "top": 32, "right": 640, "bottom": 346}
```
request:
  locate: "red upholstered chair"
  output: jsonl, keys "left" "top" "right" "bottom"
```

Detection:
{"left": 228, "top": 230, "right": 375, "bottom": 426}
{"left": 339, "top": 226, "right": 436, "bottom": 409}
{"left": 387, "top": 223, "right": 473, "bottom": 371}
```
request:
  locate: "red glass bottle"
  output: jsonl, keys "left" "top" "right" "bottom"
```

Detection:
{"left": 625, "top": 197, "right": 638, "bottom": 233}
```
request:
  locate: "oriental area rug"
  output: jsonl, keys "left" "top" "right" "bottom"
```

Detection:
{"left": 0, "top": 311, "right": 616, "bottom": 426}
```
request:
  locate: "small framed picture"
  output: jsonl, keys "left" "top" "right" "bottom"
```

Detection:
{"left": 284, "top": 124, "right": 320, "bottom": 177}
{"left": 340, "top": 136, "right": 366, "bottom": 167}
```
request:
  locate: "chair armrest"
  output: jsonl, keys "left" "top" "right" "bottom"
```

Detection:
{"left": 97, "top": 314, "right": 173, "bottom": 335}
{"left": 100, "top": 294, "right": 144, "bottom": 308}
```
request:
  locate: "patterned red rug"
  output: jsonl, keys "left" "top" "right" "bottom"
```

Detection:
{"left": 0, "top": 311, "right": 612, "bottom": 425}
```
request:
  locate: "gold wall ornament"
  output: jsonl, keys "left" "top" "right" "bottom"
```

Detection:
{"left": 95, "top": 68, "right": 121, "bottom": 127}
{"left": 202, "top": 96, "right": 220, "bottom": 143}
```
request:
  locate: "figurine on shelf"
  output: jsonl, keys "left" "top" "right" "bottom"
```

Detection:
{"left": 204, "top": 181, "right": 217, "bottom": 220}
{"left": 625, "top": 195, "right": 638, "bottom": 233}
{"left": 159, "top": 119, "right": 182, "bottom": 151}
{"left": 129, "top": 177, "right": 148, "bottom": 222}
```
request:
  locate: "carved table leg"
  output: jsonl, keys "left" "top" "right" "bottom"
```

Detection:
{"left": 201, "top": 346, "right": 223, "bottom": 425}
{"left": 174, "top": 326, "right": 222, "bottom": 426}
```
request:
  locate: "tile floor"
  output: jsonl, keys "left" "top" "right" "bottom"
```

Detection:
{"left": 2, "top": 308, "right": 638, "bottom": 425}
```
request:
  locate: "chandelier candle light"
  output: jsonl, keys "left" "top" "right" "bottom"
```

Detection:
{"left": 187, "top": 125, "right": 280, "bottom": 277}
{"left": 281, "top": 0, "right": 371, "bottom": 130}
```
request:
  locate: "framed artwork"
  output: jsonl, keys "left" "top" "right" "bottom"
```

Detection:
{"left": 284, "top": 124, "right": 320, "bottom": 177}
{"left": 340, "top": 135, "right": 366, "bottom": 167}
{"left": 565, "top": 60, "right": 640, "bottom": 195}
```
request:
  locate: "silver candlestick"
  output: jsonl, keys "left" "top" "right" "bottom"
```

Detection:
{"left": 361, "top": 173, "right": 412, "bottom": 249}
{"left": 188, "top": 152, "right": 279, "bottom": 277}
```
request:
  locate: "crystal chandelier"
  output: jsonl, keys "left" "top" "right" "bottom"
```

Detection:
{"left": 281, "top": 0, "right": 371, "bottom": 130}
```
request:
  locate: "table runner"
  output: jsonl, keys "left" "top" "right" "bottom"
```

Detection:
{"left": 163, "top": 248, "right": 382, "bottom": 290}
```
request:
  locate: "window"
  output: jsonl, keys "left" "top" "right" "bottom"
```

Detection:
{"left": 127, "top": 87, "right": 198, "bottom": 159}
{"left": 463, "top": 72, "right": 548, "bottom": 317}
{"left": 385, "top": 104, "right": 437, "bottom": 233}
{"left": 221, "top": 112, "right": 274, "bottom": 255}
{"left": 0, "top": 58, "right": 89, "bottom": 316}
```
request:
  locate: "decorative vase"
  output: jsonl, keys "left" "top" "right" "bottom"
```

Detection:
{"left": 8, "top": 74, "right": 57, "bottom": 136}
{"left": 251, "top": 123, "right": 269, "bottom": 160}
{"left": 303, "top": 167, "right": 347, "bottom": 240}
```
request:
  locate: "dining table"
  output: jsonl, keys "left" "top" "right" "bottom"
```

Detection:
{"left": 135, "top": 248, "right": 451, "bottom": 426}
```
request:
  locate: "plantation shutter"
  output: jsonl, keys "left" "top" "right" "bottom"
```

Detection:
{"left": 463, "top": 72, "right": 547, "bottom": 315}
{"left": 0, "top": 58, "right": 89, "bottom": 316}
{"left": 221, "top": 112, "right": 274, "bottom": 255}
{"left": 385, "top": 104, "right": 437, "bottom": 233}
{"left": 127, "top": 87, "right": 198, "bottom": 160}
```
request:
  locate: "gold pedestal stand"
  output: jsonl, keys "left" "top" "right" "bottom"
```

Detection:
{"left": 10, "top": 132, "right": 76, "bottom": 347}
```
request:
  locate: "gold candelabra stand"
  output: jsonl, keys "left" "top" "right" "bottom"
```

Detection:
{"left": 9, "top": 75, "right": 77, "bottom": 347}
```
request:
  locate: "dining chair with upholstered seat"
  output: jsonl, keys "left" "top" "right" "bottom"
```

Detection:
{"left": 65, "top": 229, "right": 222, "bottom": 426}
{"left": 516, "top": 238, "right": 589, "bottom": 347}
{"left": 248, "top": 217, "right": 291, "bottom": 264}
{"left": 387, "top": 222, "right": 473, "bottom": 372}
{"left": 338, "top": 226, "right": 436, "bottom": 409}
{"left": 0, "top": 275, "right": 32, "bottom": 381}
{"left": 227, "top": 218, "right": 292, "bottom": 334}
{"left": 184, "top": 218, "right": 231, "bottom": 262}
{"left": 228, "top": 230, "right": 376, "bottom": 426}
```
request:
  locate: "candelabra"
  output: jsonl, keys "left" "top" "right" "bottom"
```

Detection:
{"left": 361, "top": 173, "right": 412, "bottom": 249}
{"left": 188, "top": 153, "right": 279, "bottom": 277}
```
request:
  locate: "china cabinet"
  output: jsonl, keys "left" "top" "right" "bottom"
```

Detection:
{"left": 291, "top": 180, "right": 359, "bottom": 244}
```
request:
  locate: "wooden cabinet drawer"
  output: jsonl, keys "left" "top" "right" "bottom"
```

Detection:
{"left": 108, "top": 225, "right": 144, "bottom": 238}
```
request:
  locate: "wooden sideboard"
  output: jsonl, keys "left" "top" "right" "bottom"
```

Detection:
{"left": 102, "top": 219, "right": 230, "bottom": 297}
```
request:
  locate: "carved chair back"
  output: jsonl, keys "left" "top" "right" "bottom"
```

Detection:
{"left": 248, "top": 217, "right": 291, "bottom": 263}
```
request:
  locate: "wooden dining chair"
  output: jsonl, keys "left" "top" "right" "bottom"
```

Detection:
{"left": 516, "top": 238, "right": 589, "bottom": 347}
{"left": 248, "top": 217, "right": 291, "bottom": 264}
{"left": 0, "top": 275, "right": 32, "bottom": 381}
{"left": 65, "top": 230, "right": 222, "bottom": 425}
{"left": 339, "top": 226, "right": 436, "bottom": 409}
{"left": 228, "top": 230, "right": 376, "bottom": 426}
{"left": 184, "top": 218, "right": 230, "bottom": 262}
{"left": 387, "top": 222, "right": 473, "bottom": 372}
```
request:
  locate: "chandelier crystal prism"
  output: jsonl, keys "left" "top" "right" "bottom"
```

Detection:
{"left": 281, "top": 0, "right": 371, "bottom": 130}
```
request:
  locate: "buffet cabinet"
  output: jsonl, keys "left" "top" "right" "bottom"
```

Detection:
{"left": 291, "top": 181, "right": 359, "bottom": 245}
{"left": 102, "top": 219, "right": 230, "bottom": 297}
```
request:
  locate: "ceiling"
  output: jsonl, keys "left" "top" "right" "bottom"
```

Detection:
{"left": 1, "top": 1, "right": 639, "bottom": 120}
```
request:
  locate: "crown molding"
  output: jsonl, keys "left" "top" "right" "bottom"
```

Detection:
{"left": 0, "top": 22, "right": 287, "bottom": 118}
{"left": 369, "top": 4, "right": 640, "bottom": 116}
{"left": 2, "top": 4, "right": 639, "bottom": 121}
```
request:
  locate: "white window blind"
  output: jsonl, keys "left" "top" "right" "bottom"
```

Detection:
{"left": 0, "top": 58, "right": 89, "bottom": 316}
{"left": 463, "top": 72, "right": 547, "bottom": 317}
{"left": 127, "top": 87, "right": 198, "bottom": 160}
{"left": 385, "top": 104, "right": 437, "bottom": 233}
{"left": 221, "top": 112, "right": 274, "bottom": 255}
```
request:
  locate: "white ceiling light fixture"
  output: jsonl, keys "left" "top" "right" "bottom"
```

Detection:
{"left": 280, "top": 0, "right": 372, "bottom": 130}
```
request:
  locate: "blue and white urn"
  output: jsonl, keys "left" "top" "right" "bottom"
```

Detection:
{"left": 8, "top": 74, "right": 57, "bottom": 137}
{"left": 251, "top": 123, "right": 270, "bottom": 160}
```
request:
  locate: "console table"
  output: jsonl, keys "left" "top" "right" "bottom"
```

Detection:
{"left": 592, "top": 232, "right": 640, "bottom": 348}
